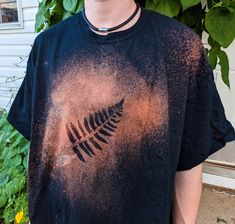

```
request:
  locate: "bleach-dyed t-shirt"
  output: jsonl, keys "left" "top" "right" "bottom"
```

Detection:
{"left": 7, "top": 6, "right": 235, "bottom": 224}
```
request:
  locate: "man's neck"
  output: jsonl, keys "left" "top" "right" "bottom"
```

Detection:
{"left": 84, "top": 0, "right": 140, "bottom": 35}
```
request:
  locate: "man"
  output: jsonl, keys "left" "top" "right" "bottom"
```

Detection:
{"left": 7, "top": 0, "right": 235, "bottom": 223}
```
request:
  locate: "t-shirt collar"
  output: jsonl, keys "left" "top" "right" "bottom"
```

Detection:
{"left": 76, "top": 5, "right": 149, "bottom": 43}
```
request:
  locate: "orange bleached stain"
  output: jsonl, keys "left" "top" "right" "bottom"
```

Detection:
{"left": 40, "top": 55, "right": 168, "bottom": 213}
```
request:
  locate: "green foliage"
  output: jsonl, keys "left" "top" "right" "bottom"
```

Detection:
{"left": 35, "top": 0, "right": 84, "bottom": 31}
{"left": 35, "top": 0, "right": 235, "bottom": 89}
{"left": 204, "top": 1, "right": 235, "bottom": 89}
{"left": 180, "top": 0, "right": 201, "bottom": 11}
{"left": 205, "top": 1, "right": 235, "bottom": 48}
{"left": 145, "top": 0, "right": 181, "bottom": 17}
{"left": 0, "top": 108, "right": 29, "bottom": 224}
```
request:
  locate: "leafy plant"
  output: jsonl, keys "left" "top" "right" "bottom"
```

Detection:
{"left": 35, "top": 0, "right": 235, "bottom": 88}
{"left": 0, "top": 108, "right": 29, "bottom": 224}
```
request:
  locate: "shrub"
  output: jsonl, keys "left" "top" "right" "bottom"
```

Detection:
{"left": 0, "top": 108, "right": 29, "bottom": 224}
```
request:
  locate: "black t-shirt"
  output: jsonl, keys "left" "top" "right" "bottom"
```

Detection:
{"left": 7, "top": 5, "right": 235, "bottom": 224}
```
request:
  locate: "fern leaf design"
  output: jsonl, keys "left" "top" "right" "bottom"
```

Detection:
{"left": 66, "top": 98, "right": 125, "bottom": 162}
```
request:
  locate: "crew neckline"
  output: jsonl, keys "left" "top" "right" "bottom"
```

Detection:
{"left": 76, "top": 5, "right": 150, "bottom": 43}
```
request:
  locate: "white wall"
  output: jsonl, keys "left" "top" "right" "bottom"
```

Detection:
{"left": 202, "top": 35, "right": 235, "bottom": 185}
{"left": 216, "top": 43, "right": 235, "bottom": 127}
{"left": 202, "top": 34, "right": 235, "bottom": 159}
{"left": 212, "top": 41, "right": 235, "bottom": 165}
{"left": 0, "top": 0, "right": 38, "bottom": 109}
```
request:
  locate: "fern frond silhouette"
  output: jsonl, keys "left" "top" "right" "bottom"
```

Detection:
{"left": 66, "top": 98, "right": 125, "bottom": 162}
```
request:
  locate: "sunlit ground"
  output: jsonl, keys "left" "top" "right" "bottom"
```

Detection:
{"left": 197, "top": 183, "right": 235, "bottom": 224}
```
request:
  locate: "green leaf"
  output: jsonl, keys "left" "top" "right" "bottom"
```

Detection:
{"left": 6, "top": 155, "right": 22, "bottom": 167}
{"left": 0, "top": 173, "right": 7, "bottom": 182}
{"left": 213, "top": 0, "right": 235, "bottom": 13}
{"left": 23, "top": 156, "right": 28, "bottom": 170}
{"left": 208, "top": 35, "right": 215, "bottom": 47}
{"left": 145, "top": 0, "right": 181, "bottom": 17}
{"left": 205, "top": 7, "right": 235, "bottom": 48}
{"left": 208, "top": 49, "right": 218, "bottom": 69}
{"left": 4, "top": 167, "right": 13, "bottom": 176}
{"left": 217, "top": 50, "right": 230, "bottom": 88}
{"left": 5, "top": 178, "right": 23, "bottom": 196}
{"left": 2, "top": 207, "right": 15, "bottom": 223}
{"left": 63, "top": 0, "right": 77, "bottom": 13}
{"left": 0, "top": 193, "right": 7, "bottom": 208}
{"left": 63, "top": 10, "right": 72, "bottom": 20}
{"left": 0, "top": 174, "right": 9, "bottom": 188}
{"left": 9, "top": 129, "right": 19, "bottom": 139}
{"left": 180, "top": 0, "right": 201, "bottom": 11}
{"left": 12, "top": 166, "right": 25, "bottom": 176}
{"left": 12, "top": 135, "right": 23, "bottom": 147}
{"left": 75, "top": 0, "right": 84, "bottom": 13}
{"left": 5, "top": 148, "right": 17, "bottom": 160}
{"left": 17, "top": 141, "right": 30, "bottom": 154}
{"left": 0, "top": 116, "right": 8, "bottom": 127}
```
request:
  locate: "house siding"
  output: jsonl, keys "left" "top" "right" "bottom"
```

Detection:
{"left": 0, "top": 0, "right": 38, "bottom": 109}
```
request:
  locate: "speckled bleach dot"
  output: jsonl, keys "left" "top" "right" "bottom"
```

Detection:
{"left": 6, "top": 5, "right": 235, "bottom": 224}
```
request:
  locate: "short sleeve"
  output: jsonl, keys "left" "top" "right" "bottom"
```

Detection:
{"left": 176, "top": 42, "right": 235, "bottom": 171}
{"left": 7, "top": 42, "right": 36, "bottom": 141}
